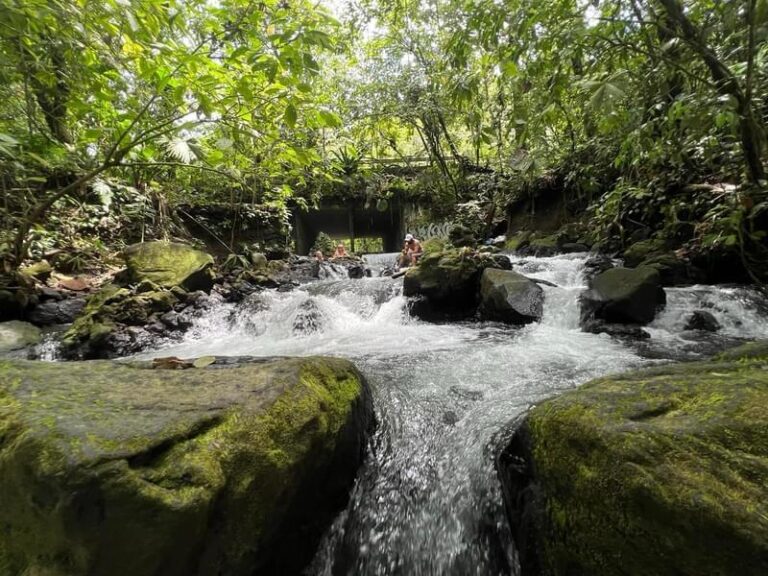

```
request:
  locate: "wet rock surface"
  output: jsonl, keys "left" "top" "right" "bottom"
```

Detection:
{"left": 580, "top": 266, "right": 666, "bottom": 326}
{"left": 479, "top": 268, "right": 544, "bottom": 325}
{"left": 496, "top": 341, "right": 768, "bottom": 576}
{"left": 0, "top": 356, "right": 374, "bottom": 576}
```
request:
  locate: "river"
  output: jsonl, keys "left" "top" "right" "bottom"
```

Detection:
{"left": 140, "top": 253, "right": 768, "bottom": 575}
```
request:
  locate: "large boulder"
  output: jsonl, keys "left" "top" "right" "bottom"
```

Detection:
{"left": 496, "top": 342, "right": 768, "bottom": 576}
{"left": 479, "top": 268, "right": 544, "bottom": 325}
{"left": 403, "top": 250, "right": 489, "bottom": 319}
{"left": 0, "top": 356, "right": 373, "bottom": 576}
{"left": 0, "top": 320, "right": 41, "bottom": 354}
{"left": 121, "top": 242, "right": 215, "bottom": 292}
{"left": 580, "top": 266, "right": 665, "bottom": 326}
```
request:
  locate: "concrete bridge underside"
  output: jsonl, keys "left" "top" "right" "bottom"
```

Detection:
{"left": 294, "top": 202, "right": 403, "bottom": 255}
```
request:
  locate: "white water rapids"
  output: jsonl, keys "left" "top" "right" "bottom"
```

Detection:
{"left": 141, "top": 253, "right": 768, "bottom": 575}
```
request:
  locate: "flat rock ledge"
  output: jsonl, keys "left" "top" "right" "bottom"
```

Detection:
{"left": 496, "top": 341, "right": 768, "bottom": 576}
{"left": 0, "top": 356, "right": 374, "bottom": 576}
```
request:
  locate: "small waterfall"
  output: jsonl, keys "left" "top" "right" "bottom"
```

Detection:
{"left": 363, "top": 252, "right": 400, "bottom": 276}
{"left": 141, "top": 254, "right": 768, "bottom": 575}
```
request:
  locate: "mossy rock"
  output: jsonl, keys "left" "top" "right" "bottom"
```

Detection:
{"left": 0, "top": 356, "right": 373, "bottom": 576}
{"left": 61, "top": 284, "right": 129, "bottom": 353}
{"left": 505, "top": 231, "right": 532, "bottom": 252}
{"left": 121, "top": 242, "right": 215, "bottom": 292}
{"left": 0, "top": 320, "right": 41, "bottom": 353}
{"left": 497, "top": 343, "right": 768, "bottom": 576}
{"left": 403, "top": 249, "right": 489, "bottom": 318}
{"left": 622, "top": 237, "right": 668, "bottom": 268}
{"left": 421, "top": 237, "right": 447, "bottom": 256}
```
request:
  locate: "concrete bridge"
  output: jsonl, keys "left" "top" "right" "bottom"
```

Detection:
{"left": 293, "top": 200, "right": 405, "bottom": 254}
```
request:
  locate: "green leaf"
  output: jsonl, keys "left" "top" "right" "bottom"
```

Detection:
{"left": 284, "top": 104, "right": 298, "bottom": 128}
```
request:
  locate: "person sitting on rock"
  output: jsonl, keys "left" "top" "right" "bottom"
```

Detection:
{"left": 313, "top": 250, "right": 324, "bottom": 261}
{"left": 399, "top": 234, "right": 423, "bottom": 267}
{"left": 332, "top": 243, "right": 349, "bottom": 259}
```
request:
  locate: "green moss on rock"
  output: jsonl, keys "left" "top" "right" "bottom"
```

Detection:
{"left": 121, "top": 242, "right": 215, "bottom": 292}
{"left": 497, "top": 343, "right": 768, "bottom": 576}
{"left": 0, "top": 356, "right": 372, "bottom": 576}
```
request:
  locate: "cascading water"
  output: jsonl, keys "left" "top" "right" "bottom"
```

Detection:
{"left": 143, "top": 253, "right": 768, "bottom": 575}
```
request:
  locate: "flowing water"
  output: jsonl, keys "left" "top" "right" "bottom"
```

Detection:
{"left": 142, "top": 253, "right": 768, "bottom": 575}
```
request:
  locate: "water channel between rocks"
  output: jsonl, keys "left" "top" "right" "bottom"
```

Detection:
{"left": 138, "top": 253, "right": 768, "bottom": 576}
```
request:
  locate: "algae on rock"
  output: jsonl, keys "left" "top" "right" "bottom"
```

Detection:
{"left": 497, "top": 342, "right": 768, "bottom": 576}
{"left": 120, "top": 242, "right": 215, "bottom": 291}
{"left": 0, "top": 356, "right": 373, "bottom": 576}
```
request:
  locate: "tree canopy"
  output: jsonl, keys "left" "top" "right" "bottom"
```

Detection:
{"left": 1, "top": 0, "right": 766, "bottom": 265}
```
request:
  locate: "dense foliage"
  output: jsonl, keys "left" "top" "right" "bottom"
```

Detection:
{"left": 1, "top": 0, "right": 766, "bottom": 273}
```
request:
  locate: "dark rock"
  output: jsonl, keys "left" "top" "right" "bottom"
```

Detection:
{"left": 582, "top": 319, "right": 651, "bottom": 339}
{"left": 293, "top": 299, "right": 323, "bottom": 334}
{"left": 27, "top": 297, "right": 86, "bottom": 325}
{"left": 0, "top": 289, "right": 25, "bottom": 321}
{"left": 160, "top": 310, "right": 194, "bottom": 331}
{"left": 685, "top": 310, "right": 721, "bottom": 332}
{"left": 580, "top": 266, "right": 666, "bottom": 326}
{"left": 488, "top": 254, "right": 513, "bottom": 270}
{"left": 403, "top": 250, "right": 489, "bottom": 319}
{"left": 560, "top": 242, "right": 589, "bottom": 254}
{"left": 0, "top": 356, "right": 374, "bottom": 576}
{"left": 496, "top": 343, "right": 768, "bottom": 576}
{"left": 39, "top": 286, "right": 64, "bottom": 301}
{"left": 479, "top": 269, "right": 544, "bottom": 325}
{"left": 583, "top": 255, "right": 614, "bottom": 281}
{"left": 442, "top": 411, "right": 460, "bottom": 425}
{"left": 622, "top": 237, "right": 668, "bottom": 267}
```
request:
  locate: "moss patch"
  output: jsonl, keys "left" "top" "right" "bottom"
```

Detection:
{"left": 499, "top": 343, "right": 768, "bottom": 576}
{"left": 0, "top": 356, "right": 371, "bottom": 576}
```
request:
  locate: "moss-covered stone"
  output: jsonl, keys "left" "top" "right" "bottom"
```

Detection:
{"left": 504, "top": 231, "right": 532, "bottom": 252}
{"left": 121, "top": 242, "right": 215, "bottom": 292}
{"left": 0, "top": 356, "right": 373, "bottom": 576}
{"left": 622, "top": 237, "right": 668, "bottom": 268}
{"left": 0, "top": 321, "right": 41, "bottom": 353}
{"left": 403, "top": 249, "right": 488, "bottom": 318}
{"left": 61, "top": 285, "right": 129, "bottom": 353}
{"left": 497, "top": 343, "right": 768, "bottom": 576}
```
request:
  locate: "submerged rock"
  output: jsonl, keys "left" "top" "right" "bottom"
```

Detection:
{"left": 0, "top": 356, "right": 373, "bottom": 576}
{"left": 0, "top": 320, "right": 41, "bottom": 353}
{"left": 120, "top": 241, "right": 215, "bottom": 292}
{"left": 479, "top": 268, "right": 543, "bottom": 325}
{"left": 580, "top": 266, "right": 665, "bottom": 326}
{"left": 685, "top": 309, "right": 721, "bottom": 332}
{"left": 496, "top": 342, "right": 768, "bottom": 576}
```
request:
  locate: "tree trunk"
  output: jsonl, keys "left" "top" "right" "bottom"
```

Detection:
{"left": 656, "top": 0, "right": 766, "bottom": 183}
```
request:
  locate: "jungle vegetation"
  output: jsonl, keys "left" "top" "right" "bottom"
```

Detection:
{"left": 1, "top": 0, "right": 766, "bottom": 273}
